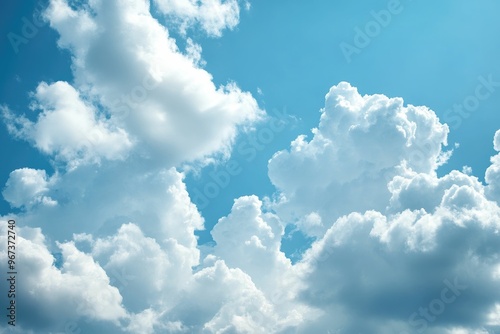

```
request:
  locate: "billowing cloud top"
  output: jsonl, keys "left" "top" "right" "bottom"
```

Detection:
{"left": 268, "top": 82, "right": 450, "bottom": 236}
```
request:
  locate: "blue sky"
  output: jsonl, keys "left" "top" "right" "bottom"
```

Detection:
{"left": 1, "top": 0, "right": 500, "bottom": 333}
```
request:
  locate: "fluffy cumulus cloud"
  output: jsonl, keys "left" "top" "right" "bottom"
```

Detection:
{"left": 3, "top": 81, "right": 132, "bottom": 169}
{"left": 2, "top": 1, "right": 500, "bottom": 333}
{"left": 295, "top": 185, "right": 500, "bottom": 333}
{"left": 2, "top": 168, "right": 56, "bottom": 208}
{"left": 265, "top": 84, "right": 500, "bottom": 333}
{"left": 210, "top": 196, "right": 309, "bottom": 330}
{"left": 4, "top": 0, "right": 262, "bottom": 170}
{"left": 268, "top": 82, "right": 450, "bottom": 237}
{"left": 0, "top": 223, "right": 127, "bottom": 333}
{"left": 211, "top": 195, "right": 290, "bottom": 292}
{"left": 1, "top": 162, "right": 207, "bottom": 245}
{"left": 167, "top": 260, "right": 287, "bottom": 333}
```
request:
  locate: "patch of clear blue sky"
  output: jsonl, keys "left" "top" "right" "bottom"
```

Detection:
{"left": 1, "top": 0, "right": 500, "bottom": 261}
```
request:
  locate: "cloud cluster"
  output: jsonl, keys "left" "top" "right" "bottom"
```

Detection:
{"left": 296, "top": 177, "right": 500, "bottom": 333}
{"left": 263, "top": 83, "right": 500, "bottom": 334}
{"left": 4, "top": 0, "right": 263, "bottom": 170}
{"left": 268, "top": 82, "right": 450, "bottom": 237}
{"left": 0, "top": 224, "right": 127, "bottom": 333}
{"left": 2, "top": 0, "right": 500, "bottom": 333}
{"left": 1, "top": 0, "right": 296, "bottom": 333}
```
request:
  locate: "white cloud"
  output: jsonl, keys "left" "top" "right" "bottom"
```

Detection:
{"left": 7, "top": 164, "right": 203, "bottom": 257}
{"left": 268, "top": 82, "right": 450, "bottom": 237}
{"left": 295, "top": 182, "right": 500, "bottom": 333}
{"left": 263, "top": 83, "right": 500, "bottom": 333}
{"left": 168, "top": 260, "right": 293, "bottom": 334}
{"left": 486, "top": 129, "right": 500, "bottom": 203}
{"left": 0, "top": 223, "right": 127, "bottom": 333}
{"left": 2, "top": 168, "right": 56, "bottom": 208}
{"left": 494, "top": 130, "right": 500, "bottom": 152}
{"left": 3, "top": 0, "right": 261, "bottom": 170}
{"left": 388, "top": 168, "right": 484, "bottom": 213}
{"left": 3, "top": 81, "right": 132, "bottom": 169}
{"left": 154, "top": 0, "right": 241, "bottom": 37}
{"left": 211, "top": 196, "right": 290, "bottom": 291}
{"left": 91, "top": 222, "right": 195, "bottom": 313}
{"left": 210, "top": 195, "right": 309, "bottom": 328}
{"left": 36, "top": 0, "right": 263, "bottom": 169}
